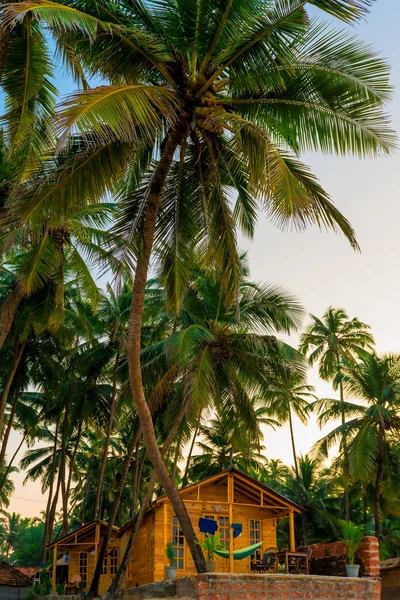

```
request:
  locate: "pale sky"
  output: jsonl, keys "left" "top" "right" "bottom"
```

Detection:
{"left": 6, "top": 0, "right": 400, "bottom": 518}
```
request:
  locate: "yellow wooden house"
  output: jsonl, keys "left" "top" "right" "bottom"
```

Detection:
{"left": 118, "top": 468, "right": 302, "bottom": 589}
{"left": 48, "top": 520, "right": 120, "bottom": 595}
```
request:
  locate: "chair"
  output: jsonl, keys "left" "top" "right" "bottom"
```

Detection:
{"left": 294, "top": 546, "right": 312, "bottom": 574}
{"left": 253, "top": 547, "right": 278, "bottom": 573}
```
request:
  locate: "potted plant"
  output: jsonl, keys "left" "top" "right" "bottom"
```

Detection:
{"left": 197, "top": 533, "right": 224, "bottom": 572}
{"left": 340, "top": 520, "right": 364, "bottom": 578}
{"left": 166, "top": 542, "right": 177, "bottom": 579}
{"left": 56, "top": 582, "right": 65, "bottom": 595}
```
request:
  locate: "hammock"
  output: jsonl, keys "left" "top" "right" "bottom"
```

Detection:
{"left": 215, "top": 541, "right": 263, "bottom": 560}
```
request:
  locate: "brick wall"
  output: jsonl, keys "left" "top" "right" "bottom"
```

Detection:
{"left": 309, "top": 536, "right": 380, "bottom": 579}
{"left": 121, "top": 574, "right": 381, "bottom": 600}
{"left": 175, "top": 574, "right": 381, "bottom": 600}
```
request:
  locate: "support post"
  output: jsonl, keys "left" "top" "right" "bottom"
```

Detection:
{"left": 163, "top": 502, "right": 169, "bottom": 569}
{"left": 289, "top": 510, "right": 295, "bottom": 552}
{"left": 228, "top": 473, "right": 234, "bottom": 573}
{"left": 52, "top": 544, "right": 57, "bottom": 595}
{"left": 94, "top": 522, "right": 100, "bottom": 574}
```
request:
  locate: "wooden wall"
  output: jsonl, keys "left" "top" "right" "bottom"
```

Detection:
{"left": 61, "top": 528, "right": 120, "bottom": 595}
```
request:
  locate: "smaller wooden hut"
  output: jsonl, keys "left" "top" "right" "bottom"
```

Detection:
{"left": 118, "top": 468, "right": 302, "bottom": 589}
{"left": 47, "top": 520, "right": 120, "bottom": 595}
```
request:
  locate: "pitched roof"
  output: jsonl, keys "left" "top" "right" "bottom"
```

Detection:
{"left": 0, "top": 562, "right": 32, "bottom": 587}
{"left": 46, "top": 519, "right": 119, "bottom": 549}
{"left": 118, "top": 467, "right": 302, "bottom": 537}
{"left": 15, "top": 566, "right": 40, "bottom": 580}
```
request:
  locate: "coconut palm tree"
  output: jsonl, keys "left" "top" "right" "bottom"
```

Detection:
{"left": 265, "top": 366, "right": 316, "bottom": 543}
{"left": 5, "top": 0, "right": 395, "bottom": 572}
{"left": 313, "top": 353, "right": 400, "bottom": 540}
{"left": 300, "top": 308, "right": 375, "bottom": 520}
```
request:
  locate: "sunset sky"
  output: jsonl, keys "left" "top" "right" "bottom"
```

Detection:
{"left": 7, "top": 0, "right": 400, "bottom": 518}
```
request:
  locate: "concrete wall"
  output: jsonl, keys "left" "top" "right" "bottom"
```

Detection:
{"left": 0, "top": 585, "right": 30, "bottom": 599}
{"left": 120, "top": 573, "right": 381, "bottom": 600}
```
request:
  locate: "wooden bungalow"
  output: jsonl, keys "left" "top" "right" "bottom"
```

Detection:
{"left": 47, "top": 520, "right": 120, "bottom": 595}
{"left": 117, "top": 468, "right": 302, "bottom": 589}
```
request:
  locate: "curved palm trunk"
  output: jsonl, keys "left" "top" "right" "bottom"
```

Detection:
{"left": 0, "top": 288, "right": 24, "bottom": 350}
{"left": 288, "top": 406, "right": 307, "bottom": 546}
{"left": 94, "top": 352, "right": 120, "bottom": 520}
{"left": 0, "top": 338, "right": 26, "bottom": 440}
{"left": 0, "top": 368, "right": 23, "bottom": 471}
{"left": 374, "top": 424, "right": 385, "bottom": 540}
{"left": 126, "top": 125, "right": 206, "bottom": 574}
{"left": 87, "top": 426, "right": 141, "bottom": 598}
{"left": 104, "top": 399, "right": 191, "bottom": 599}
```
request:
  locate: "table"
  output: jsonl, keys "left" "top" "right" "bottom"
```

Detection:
{"left": 277, "top": 551, "right": 309, "bottom": 574}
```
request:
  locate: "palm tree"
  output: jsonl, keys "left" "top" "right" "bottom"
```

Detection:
{"left": 300, "top": 308, "right": 375, "bottom": 520}
{"left": 314, "top": 353, "right": 400, "bottom": 540}
{"left": 5, "top": 0, "right": 395, "bottom": 571}
{"left": 265, "top": 366, "right": 316, "bottom": 543}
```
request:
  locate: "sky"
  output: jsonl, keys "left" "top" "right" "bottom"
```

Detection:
{"left": 6, "top": 0, "right": 400, "bottom": 518}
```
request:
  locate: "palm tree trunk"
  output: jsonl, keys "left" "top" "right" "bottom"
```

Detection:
{"left": 126, "top": 124, "right": 206, "bottom": 574}
{"left": 374, "top": 424, "right": 385, "bottom": 540}
{"left": 0, "top": 368, "right": 23, "bottom": 471}
{"left": 42, "top": 416, "right": 60, "bottom": 562}
{"left": 47, "top": 471, "right": 62, "bottom": 548}
{"left": 87, "top": 426, "right": 141, "bottom": 598}
{"left": 94, "top": 351, "right": 120, "bottom": 519}
{"left": 104, "top": 398, "right": 191, "bottom": 599}
{"left": 0, "top": 432, "right": 25, "bottom": 493}
{"left": 0, "top": 338, "right": 26, "bottom": 439}
{"left": 66, "top": 420, "right": 82, "bottom": 498}
{"left": 60, "top": 394, "right": 70, "bottom": 536}
{"left": 182, "top": 413, "right": 201, "bottom": 487}
{"left": 336, "top": 354, "right": 349, "bottom": 522}
{"left": 171, "top": 430, "right": 182, "bottom": 482}
{"left": 0, "top": 288, "right": 24, "bottom": 350}
{"left": 288, "top": 406, "right": 307, "bottom": 546}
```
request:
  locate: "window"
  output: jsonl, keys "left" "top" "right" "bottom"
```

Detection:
{"left": 101, "top": 555, "right": 108, "bottom": 575}
{"left": 172, "top": 516, "right": 184, "bottom": 569}
{"left": 218, "top": 516, "right": 230, "bottom": 549}
{"left": 79, "top": 553, "right": 88, "bottom": 583}
{"left": 249, "top": 519, "right": 262, "bottom": 563}
{"left": 110, "top": 549, "right": 118, "bottom": 576}
{"left": 147, "top": 519, "right": 154, "bottom": 572}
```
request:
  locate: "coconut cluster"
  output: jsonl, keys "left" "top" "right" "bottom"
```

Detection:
{"left": 186, "top": 74, "right": 225, "bottom": 135}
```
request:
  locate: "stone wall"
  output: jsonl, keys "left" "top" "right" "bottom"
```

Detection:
{"left": 121, "top": 574, "right": 381, "bottom": 600}
{"left": 309, "top": 536, "right": 380, "bottom": 579}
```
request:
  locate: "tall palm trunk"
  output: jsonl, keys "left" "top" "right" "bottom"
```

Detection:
{"left": 60, "top": 393, "right": 70, "bottom": 536}
{"left": 87, "top": 426, "right": 141, "bottom": 598}
{"left": 182, "top": 412, "right": 201, "bottom": 486}
{"left": 0, "top": 338, "right": 26, "bottom": 439}
{"left": 42, "top": 416, "right": 60, "bottom": 561}
{"left": 171, "top": 430, "right": 182, "bottom": 481}
{"left": 0, "top": 432, "right": 25, "bottom": 493}
{"left": 0, "top": 288, "right": 24, "bottom": 350}
{"left": 288, "top": 405, "right": 307, "bottom": 546}
{"left": 374, "top": 424, "right": 385, "bottom": 540}
{"left": 336, "top": 354, "right": 349, "bottom": 521}
{"left": 0, "top": 369, "right": 23, "bottom": 471}
{"left": 94, "top": 351, "right": 120, "bottom": 519}
{"left": 66, "top": 420, "right": 83, "bottom": 498}
{"left": 104, "top": 398, "right": 191, "bottom": 599}
{"left": 127, "top": 124, "right": 206, "bottom": 574}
